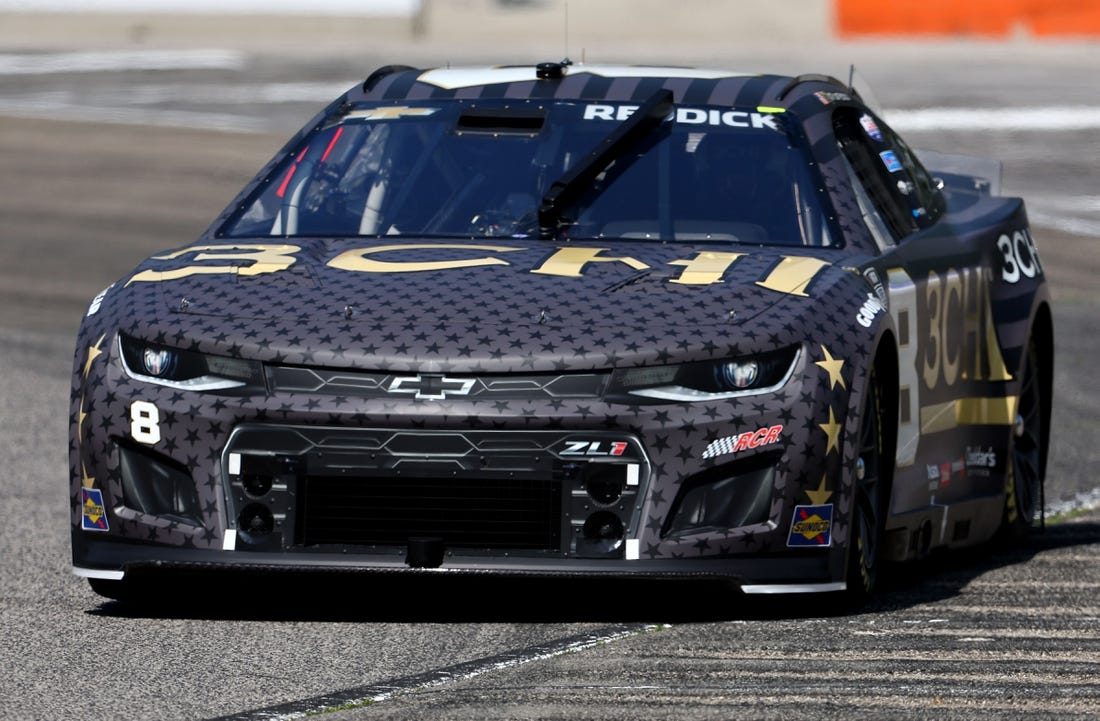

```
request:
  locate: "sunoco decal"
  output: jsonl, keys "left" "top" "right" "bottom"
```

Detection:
{"left": 81, "top": 488, "right": 109, "bottom": 532}
{"left": 786, "top": 504, "right": 833, "bottom": 547}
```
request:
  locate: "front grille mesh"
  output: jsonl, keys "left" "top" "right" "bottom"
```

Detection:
{"left": 298, "top": 475, "right": 563, "bottom": 550}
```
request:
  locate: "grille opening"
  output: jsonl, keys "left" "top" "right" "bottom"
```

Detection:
{"left": 298, "top": 474, "right": 562, "bottom": 550}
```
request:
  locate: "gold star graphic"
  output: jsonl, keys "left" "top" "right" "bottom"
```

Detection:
{"left": 805, "top": 474, "right": 833, "bottom": 505}
{"left": 83, "top": 333, "right": 106, "bottom": 378}
{"left": 815, "top": 345, "right": 846, "bottom": 390}
{"left": 78, "top": 395, "right": 87, "bottom": 439}
{"left": 81, "top": 462, "right": 95, "bottom": 489}
{"left": 820, "top": 407, "right": 842, "bottom": 456}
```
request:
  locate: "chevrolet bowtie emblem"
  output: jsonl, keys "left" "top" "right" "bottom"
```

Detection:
{"left": 386, "top": 374, "right": 476, "bottom": 400}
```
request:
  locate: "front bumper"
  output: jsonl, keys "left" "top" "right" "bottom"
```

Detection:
{"left": 71, "top": 335, "right": 852, "bottom": 593}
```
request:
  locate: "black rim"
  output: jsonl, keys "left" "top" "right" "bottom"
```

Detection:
{"left": 1012, "top": 343, "right": 1043, "bottom": 526}
{"left": 854, "top": 371, "right": 883, "bottom": 585}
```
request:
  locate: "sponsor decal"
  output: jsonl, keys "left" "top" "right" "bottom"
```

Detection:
{"left": 879, "top": 150, "right": 903, "bottom": 173}
{"left": 701, "top": 425, "right": 783, "bottom": 460}
{"left": 918, "top": 267, "right": 1012, "bottom": 391}
{"left": 967, "top": 446, "right": 997, "bottom": 468}
{"left": 863, "top": 268, "right": 888, "bottom": 307}
{"left": 997, "top": 227, "right": 1043, "bottom": 284}
{"left": 561, "top": 440, "right": 629, "bottom": 457}
{"left": 967, "top": 445, "right": 997, "bottom": 478}
{"left": 582, "top": 104, "right": 778, "bottom": 131}
{"left": 81, "top": 488, "right": 109, "bottom": 532}
{"left": 127, "top": 244, "right": 836, "bottom": 292}
{"left": 814, "top": 90, "right": 851, "bottom": 105}
{"left": 859, "top": 113, "right": 883, "bottom": 141}
{"left": 787, "top": 504, "right": 833, "bottom": 546}
{"left": 927, "top": 464, "right": 942, "bottom": 491}
{"left": 86, "top": 283, "right": 114, "bottom": 317}
{"left": 923, "top": 457, "right": 971, "bottom": 490}
{"left": 856, "top": 292, "right": 886, "bottom": 328}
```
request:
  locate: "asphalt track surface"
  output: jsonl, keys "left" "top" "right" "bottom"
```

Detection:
{"left": 1, "top": 18, "right": 1099, "bottom": 720}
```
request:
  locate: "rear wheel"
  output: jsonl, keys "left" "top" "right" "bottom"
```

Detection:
{"left": 845, "top": 367, "right": 886, "bottom": 604}
{"left": 1002, "top": 339, "right": 1045, "bottom": 540}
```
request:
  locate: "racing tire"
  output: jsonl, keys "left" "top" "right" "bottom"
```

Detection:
{"left": 1001, "top": 338, "right": 1046, "bottom": 541}
{"left": 843, "top": 366, "right": 887, "bottom": 606}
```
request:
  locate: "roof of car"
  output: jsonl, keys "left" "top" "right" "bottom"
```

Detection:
{"left": 350, "top": 63, "right": 857, "bottom": 112}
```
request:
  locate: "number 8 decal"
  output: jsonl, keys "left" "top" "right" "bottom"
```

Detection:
{"left": 130, "top": 400, "right": 161, "bottom": 445}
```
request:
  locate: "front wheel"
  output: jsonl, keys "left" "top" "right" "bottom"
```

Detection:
{"left": 844, "top": 367, "right": 887, "bottom": 605}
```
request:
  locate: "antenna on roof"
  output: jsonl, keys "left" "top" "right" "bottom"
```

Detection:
{"left": 848, "top": 63, "right": 855, "bottom": 92}
{"left": 563, "top": 1, "right": 571, "bottom": 65}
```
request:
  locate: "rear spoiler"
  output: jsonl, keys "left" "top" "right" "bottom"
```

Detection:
{"left": 916, "top": 149, "right": 1003, "bottom": 197}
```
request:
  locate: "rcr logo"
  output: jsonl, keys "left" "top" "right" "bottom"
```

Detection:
{"left": 386, "top": 375, "right": 475, "bottom": 400}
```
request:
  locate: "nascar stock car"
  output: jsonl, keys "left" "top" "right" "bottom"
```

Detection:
{"left": 70, "top": 61, "right": 1052, "bottom": 605}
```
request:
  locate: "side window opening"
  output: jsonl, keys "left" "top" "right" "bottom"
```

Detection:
{"left": 883, "top": 128, "right": 947, "bottom": 226}
{"left": 832, "top": 107, "right": 918, "bottom": 242}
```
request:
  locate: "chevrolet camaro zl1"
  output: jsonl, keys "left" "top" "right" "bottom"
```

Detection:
{"left": 70, "top": 62, "right": 1052, "bottom": 605}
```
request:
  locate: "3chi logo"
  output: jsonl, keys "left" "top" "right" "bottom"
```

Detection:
{"left": 386, "top": 374, "right": 476, "bottom": 400}
{"left": 561, "top": 440, "right": 629, "bottom": 457}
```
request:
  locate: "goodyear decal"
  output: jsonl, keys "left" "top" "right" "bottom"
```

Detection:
{"left": 786, "top": 504, "right": 832, "bottom": 547}
{"left": 81, "top": 488, "right": 109, "bottom": 532}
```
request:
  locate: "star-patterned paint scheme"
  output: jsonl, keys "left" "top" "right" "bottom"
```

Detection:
{"left": 70, "top": 64, "right": 1052, "bottom": 599}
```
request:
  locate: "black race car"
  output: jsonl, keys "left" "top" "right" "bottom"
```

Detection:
{"left": 70, "top": 62, "right": 1052, "bottom": 604}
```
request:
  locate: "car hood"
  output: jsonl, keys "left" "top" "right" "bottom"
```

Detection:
{"left": 112, "top": 238, "right": 858, "bottom": 372}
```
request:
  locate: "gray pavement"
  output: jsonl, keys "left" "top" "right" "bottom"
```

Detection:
{"left": 0, "top": 8, "right": 1098, "bottom": 719}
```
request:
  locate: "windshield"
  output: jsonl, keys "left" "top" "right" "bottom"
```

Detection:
{"left": 220, "top": 100, "right": 832, "bottom": 246}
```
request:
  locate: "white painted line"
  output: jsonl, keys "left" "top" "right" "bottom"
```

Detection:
{"left": 0, "top": 0, "right": 418, "bottom": 13}
{"left": 228, "top": 453, "right": 241, "bottom": 476}
{"left": 0, "top": 98, "right": 265, "bottom": 133}
{"left": 886, "top": 106, "right": 1100, "bottom": 132}
{"left": 0, "top": 49, "right": 245, "bottom": 75}
{"left": 218, "top": 622, "right": 667, "bottom": 720}
{"left": 77, "top": 81, "right": 358, "bottom": 105}
{"left": 222, "top": 529, "right": 237, "bottom": 551}
{"left": 1027, "top": 210, "right": 1100, "bottom": 238}
{"left": 625, "top": 538, "right": 640, "bottom": 560}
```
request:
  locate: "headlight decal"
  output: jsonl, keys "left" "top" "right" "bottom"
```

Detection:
{"left": 117, "top": 334, "right": 263, "bottom": 392}
{"left": 607, "top": 345, "right": 801, "bottom": 403}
